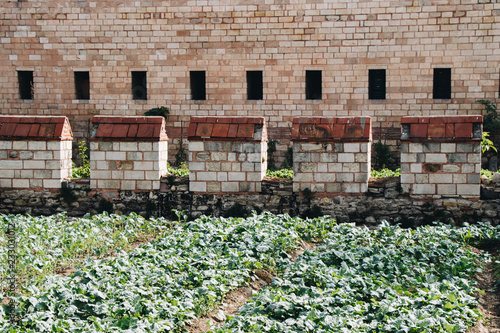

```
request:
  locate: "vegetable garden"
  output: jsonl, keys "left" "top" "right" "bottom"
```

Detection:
{"left": 1, "top": 212, "right": 499, "bottom": 332}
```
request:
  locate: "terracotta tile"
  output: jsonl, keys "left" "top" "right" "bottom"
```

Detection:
{"left": 111, "top": 124, "right": 130, "bottom": 138}
{"left": 188, "top": 123, "right": 197, "bottom": 137}
{"left": 96, "top": 123, "right": 114, "bottom": 138}
{"left": 13, "top": 124, "right": 30, "bottom": 137}
{"left": 292, "top": 118, "right": 300, "bottom": 124}
{"left": 196, "top": 123, "right": 214, "bottom": 137}
{"left": 445, "top": 123, "right": 455, "bottom": 138}
{"left": 463, "top": 115, "right": 482, "bottom": 123}
{"left": 332, "top": 124, "right": 345, "bottom": 138}
{"left": 54, "top": 123, "right": 64, "bottom": 137}
{"left": 455, "top": 123, "right": 472, "bottom": 138}
{"left": 191, "top": 116, "right": 206, "bottom": 123}
{"left": 401, "top": 116, "right": 415, "bottom": 124}
{"left": 147, "top": 117, "right": 163, "bottom": 124}
{"left": 361, "top": 125, "right": 371, "bottom": 138}
{"left": 248, "top": 117, "right": 264, "bottom": 124}
{"left": 137, "top": 124, "right": 155, "bottom": 138}
{"left": 427, "top": 124, "right": 446, "bottom": 138}
{"left": 309, "top": 117, "right": 321, "bottom": 124}
{"left": 291, "top": 124, "right": 300, "bottom": 138}
{"left": 0, "top": 123, "right": 16, "bottom": 136}
{"left": 418, "top": 118, "right": 429, "bottom": 124}
{"left": 38, "top": 123, "right": 57, "bottom": 137}
{"left": 227, "top": 124, "right": 238, "bottom": 137}
{"left": 18, "top": 117, "right": 33, "bottom": 123}
{"left": 122, "top": 117, "right": 143, "bottom": 124}
{"left": 320, "top": 117, "right": 330, "bottom": 124}
{"left": 232, "top": 117, "right": 248, "bottom": 124}
{"left": 429, "top": 116, "right": 446, "bottom": 124}
{"left": 128, "top": 124, "right": 139, "bottom": 137}
{"left": 212, "top": 123, "right": 230, "bottom": 137}
{"left": 28, "top": 124, "right": 40, "bottom": 137}
{"left": 237, "top": 124, "right": 255, "bottom": 138}
{"left": 344, "top": 124, "right": 363, "bottom": 138}
{"left": 410, "top": 124, "right": 428, "bottom": 138}
{"left": 51, "top": 117, "right": 66, "bottom": 124}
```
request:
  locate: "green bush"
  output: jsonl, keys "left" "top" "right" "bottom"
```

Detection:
{"left": 71, "top": 141, "right": 90, "bottom": 178}
{"left": 266, "top": 168, "right": 293, "bottom": 179}
{"left": 370, "top": 168, "right": 401, "bottom": 178}
{"left": 372, "top": 140, "right": 392, "bottom": 170}
{"left": 167, "top": 162, "right": 189, "bottom": 177}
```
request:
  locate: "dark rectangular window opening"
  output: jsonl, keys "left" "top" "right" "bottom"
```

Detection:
{"left": 132, "top": 71, "right": 147, "bottom": 100}
{"left": 74, "top": 71, "right": 90, "bottom": 100}
{"left": 18, "top": 71, "right": 33, "bottom": 100}
{"left": 247, "top": 71, "right": 263, "bottom": 100}
{"left": 306, "top": 70, "right": 322, "bottom": 100}
{"left": 369, "top": 69, "right": 386, "bottom": 100}
{"left": 190, "top": 71, "right": 206, "bottom": 100}
{"left": 433, "top": 68, "right": 451, "bottom": 99}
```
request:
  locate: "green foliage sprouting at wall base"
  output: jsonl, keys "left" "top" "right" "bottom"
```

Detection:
{"left": 71, "top": 141, "right": 90, "bottom": 178}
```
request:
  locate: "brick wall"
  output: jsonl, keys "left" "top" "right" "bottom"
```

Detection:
{"left": 90, "top": 116, "right": 168, "bottom": 192}
{"left": 400, "top": 115, "right": 483, "bottom": 198}
{"left": 188, "top": 117, "right": 267, "bottom": 193}
{"left": 292, "top": 117, "right": 371, "bottom": 195}
{"left": 0, "top": 115, "right": 73, "bottom": 189}
{"left": 1, "top": 0, "right": 499, "bottom": 157}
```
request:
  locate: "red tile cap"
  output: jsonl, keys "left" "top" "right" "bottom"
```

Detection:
{"left": 0, "top": 115, "right": 73, "bottom": 140}
{"left": 188, "top": 116, "right": 266, "bottom": 141}
{"left": 291, "top": 117, "right": 371, "bottom": 141}
{"left": 91, "top": 116, "right": 168, "bottom": 141}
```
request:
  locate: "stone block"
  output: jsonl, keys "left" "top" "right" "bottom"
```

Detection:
{"left": 34, "top": 170, "right": 52, "bottom": 179}
{"left": 317, "top": 163, "right": 327, "bottom": 173}
{"left": 355, "top": 173, "right": 369, "bottom": 182}
{"left": 241, "top": 162, "right": 255, "bottom": 172}
{"left": 453, "top": 174, "right": 467, "bottom": 184}
{"left": 111, "top": 170, "right": 124, "bottom": 180}
{"left": 343, "top": 143, "right": 360, "bottom": 152}
{"left": 415, "top": 174, "right": 429, "bottom": 184}
{"left": 360, "top": 143, "right": 369, "bottom": 153}
{"left": 467, "top": 174, "right": 481, "bottom": 184}
{"left": 437, "top": 184, "right": 456, "bottom": 195}
{"left": 243, "top": 143, "right": 257, "bottom": 153}
{"left": 137, "top": 181, "right": 153, "bottom": 190}
{"left": 468, "top": 154, "right": 481, "bottom": 163}
{"left": 457, "top": 184, "right": 480, "bottom": 196}
{"left": 134, "top": 161, "right": 154, "bottom": 170}
{"left": 301, "top": 143, "right": 323, "bottom": 151}
{"left": 410, "top": 163, "right": 422, "bottom": 173}
{"left": 400, "top": 153, "right": 416, "bottom": 163}
{"left": 31, "top": 179, "right": 44, "bottom": 188}
{"left": 145, "top": 171, "right": 160, "bottom": 180}
{"left": 232, "top": 163, "right": 241, "bottom": 172}
{"left": 412, "top": 184, "right": 436, "bottom": 195}
{"left": 355, "top": 153, "right": 367, "bottom": 163}
{"left": 19, "top": 151, "right": 33, "bottom": 160}
{"left": 422, "top": 142, "right": 440, "bottom": 152}
{"left": 0, "top": 179, "right": 12, "bottom": 187}
{"left": 228, "top": 153, "right": 236, "bottom": 161}
{"left": 24, "top": 160, "right": 45, "bottom": 169}
{"left": 310, "top": 183, "right": 325, "bottom": 193}
{"left": 429, "top": 174, "right": 452, "bottom": 183}
{"left": 401, "top": 174, "right": 414, "bottom": 184}
{"left": 240, "top": 182, "right": 256, "bottom": 192}
{"left": 106, "top": 151, "right": 126, "bottom": 160}
{"left": 294, "top": 153, "right": 310, "bottom": 162}
{"left": 320, "top": 153, "right": 337, "bottom": 163}
{"left": 189, "top": 162, "right": 205, "bottom": 171}
{"left": 124, "top": 170, "right": 145, "bottom": 180}
{"left": 246, "top": 172, "right": 262, "bottom": 182}
{"left": 338, "top": 153, "right": 355, "bottom": 163}
{"left": 442, "top": 164, "right": 460, "bottom": 173}
{"left": 139, "top": 142, "right": 154, "bottom": 151}
{"left": 120, "top": 142, "right": 138, "bottom": 151}
{"left": 43, "top": 179, "right": 62, "bottom": 188}
{"left": 294, "top": 173, "right": 313, "bottom": 182}
{"left": 212, "top": 152, "right": 228, "bottom": 161}
{"left": 247, "top": 153, "right": 261, "bottom": 163}
{"left": 337, "top": 173, "right": 353, "bottom": 182}
{"left": 221, "top": 162, "right": 232, "bottom": 171}
{"left": 448, "top": 153, "right": 467, "bottom": 163}
{"left": 426, "top": 153, "right": 447, "bottom": 163}
{"left": 207, "top": 182, "right": 221, "bottom": 192}
{"left": 0, "top": 141, "right": 12, "bottom": 150}
{"left": 217, "top": 172, "right": 228, "bottom": 181}
{"left": 99, "top": 142, "right": 114, "bottom": 151}
{"left": 92, "top": 170, "right": 112, "bottom": 179}
{"left": 92, "top": 151, "right": 106, "bottom": 160}
{"left": 461, "top": 164, "right": 475, "bottom": 174}
{"left": 190, "top": 181, "right": 207, "bottom": 192}
{"left": 20, "top": 170, "right": 33, "bottom": 178}
{"left": 315, "top": 173, "right": 335, "bottom": 182}
{"left": 342, "top": 183, "right": 360, "bottom": 193}
{"left": 328, "top": 163, "right": 342, "bottom": 173}
{"left": 400, "top": 142, "right": 409, "bottom": 153}
{"left": 300, "top": 162, "right": 316, "bottom": 172}
{"left": 34, "top": 151, "right": 53, "bottom": 160}
{"left": 28, "top": 141, "right": 46, "bottom": 150}
{"left": 121, "top": 181, "right": 136, "bottom": 190}
{"left": 342, "top": 163, "right": 360, "bottom": 173}
{"left": 205, "top": 141, "right": 223, "bottom": 151}
{"left": 222, "top": 182, "right": 239, "bottom": 192}
{"left": 206, "top": 162, "right": 221, "bottom": 171}
{"left": 228, "top": 172, "right": 246, "bottom": 181}
{"left": 197, "top": 172, "right": 217, "bottom": 181}
{"left": 96, "top": 160, "right": 109, "bottom": 170}
{"left": 13, "top": 179, "right": 30, "bottom": 188}
{"left": 128, "top": 151, "right": 144, "bottom": 160}
{"left": 326, "top": 183, "right": 341, "bottom": 193}
{"left": 409, "top": 144, "right": 423, "bottom": 153}
{"left": 457, "top": 143, "right": 473, "bottom": 152}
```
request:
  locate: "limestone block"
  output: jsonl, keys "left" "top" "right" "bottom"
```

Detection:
{"left": 337, "top": 173, "right": 354, "bottom": 182}
{"left": 468, "top": 154, "right": 481, "bottom": 163}
{"left": 137, "top": 181, "right": 153, "bottom": 190}
{"left": 294, "top": 172, "right": 313, "bottom": 182}
{"left": 429, "top": 174, "right": 452, "bottom": 183}
{"left": 111, "top": 171, "right": 124, "bottom": 180}
{"left": 310, "top": 183, "right": 325, "bottom": 193}
{"left": 342, "top": 183, "right": 360, "bottom": 193}
{"left": 400, "top": 174, "right": 415, "bottom": 184}
{"left": 294, "top": 153, "right": 310, "bottom": 162}
{"left": 128, "top": 151, "right": 144, "bottom": 160}
{"left": 342, "top": 163, "right": 360, "bottom": 173}
{"left": 134, "top": 161, "right": 154, "bottom": 170}
{"left": 241, "top": 162, "right": 255, "bottom": 171}
{"left": 413, "top": 184, "right": 436, "bottom": 195}
{"left": 207, "top": 182, "right": 221, "bottom": 192}
{"left": 328, "top": 163, "right": 343, "bottom": 173}
{"left": 121, "top": 181, "right": 136, "bottom": 191}
{"left": 415, "top": 174, "right": 429, "bottom": 184}
{"left": 124, "top": 170, "right": 145, "bottom": 180}
{"left": 425, "top": 154, "right": 447, "bottom": 163}
{"left": 467, "top": 174, "right": 481, "bottom": 184}
{"left": 456, "top": 143, "right": 473, "bottom": 152}
{"left": 344, "top": 143, "right": 360, "bottom": 152}
{"left": 442, "top": 164, "right": 460, "bottom": 173}
{"left": 43, "top": 179, "right": 63, "bottom": 188}
{"left": 461, "top": 164, "right": 475, "bottom": 174}
{"left": 28, "top": 141, "right": 46, "bottom": 150}
{"left": 437, "top": 184, "right": 456, "bottom": 195}
{"left": 338, "top": 153, "right": 355, "bottom": 163}
{"left": 19, "top": 151, "right": 34, "bottom": 160}
{"left": 228, "top": 172, "right": 246, "bottom": 181}
{"left": 315, "top": 173, "right": 335, "bottom": 182}
{"left": 24, "top": 160, "right": 45, "bottom": 169}
{"left": 145, "top": 171, "right": 160, "bottom": 180}
{"left": 189, "top": 141, "right": 204, "bottom": 152}
{"left": 92, "top": 170, "right": 112, "bottom": 179}
{"left": 106, "top": 151, "right": 126, "bottom": 160}
{"left": 410, "top": 163, "right": 422, "bottom": 173}
{"left": 13, "top": 179, "right": 29, "bottom": 188}
{"left": 300, "top": 162, "right": 316, "bottom": 172}
{"left": 212, "top": 152, "right": 228, "bottom": 161}
{"left": 222, "top": 182, "right": 239, "bottom": 192}
{"left": 120, "top": 142, "right": 138, "bottom": 151}
{"left": 197, "top": 172, "right": 217, "bottom": 181}
{"left": 217, "top": 172, "right": 228, "bottom": 181}
{"left": 448, "top": 154, "right": 467, "bottom": 163}
{"left": 34, "top": 170, "right": 52, "bottom": 179}
{"left": 206, "top": 162, "right": 221, "bottom": 171}
{"left": 240, "top": 182, "right": 256, "bottom": 192}
{"left": 320, "top": 153, "right": 337, "bottom": 163}
{"left": 457, "top": 184, "right": 479, "bottom": 196}
{"left": 189, "top": 162, "right": 205, "bottom": 171}
{"left": 301, "top": 143, "right": 323, "bottom": 151}
{"left": 139, "top": 142, "right": 153, "bottom": 151}
{"left": 246, "top": 172, "right": 262, "bottom": 182}
{"left": 401, "top": 153, "right": 417, "bottom": 163}
{"left": 0, "top": 179, "right": 12, "bottom": 187}
{"left": 326, "top": 183, "right": 341, "bottom": 193}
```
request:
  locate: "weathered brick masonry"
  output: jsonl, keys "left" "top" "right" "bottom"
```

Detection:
{"left": 0, "top": 115, "right": 73, "bottom": 189}
{"left": 188, "top": 116, "right": 267, "bottom": 193}
{"left": 90, "top": 116, "right": 168, "bottom": 193}
{"left": 292, "top": 117, "right": 371, "bottom": 195}
{"left": 1, "top": 0, "right": 499, "bottom": 160}
{"left": 400, "top": 115, "right": 483, "bottom": 198}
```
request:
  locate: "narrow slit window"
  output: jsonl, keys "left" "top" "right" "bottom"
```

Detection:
{"left": 433, "top": 68, "right": 451, "bottom": 99}
{"left": 369, "top": 69, "right": 386, "bottom": 100}
{"left": 18, "top": 71, "right": 33, "bottom": 100}
{"left": 247, "top": 71, "right": 263, "bottom": 100}
{"left": 306, "top": 70, "right": 322, "bottom": 100}
{"left": 74, "top": 71, "right": 90, "bottom": 100}
{"left": 190, "top": 71, "right": 206, "bottom": 100}
{"left": 132, "top": 71, "right": 147, "bottom": 100}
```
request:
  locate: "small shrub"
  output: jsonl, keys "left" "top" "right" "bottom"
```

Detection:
{"left": 174, "top": 145, "right": 188, "bottom": 167}
{"left": 266, "top": 168, "right": 293, "bottom": 179}
{"left": 372, "top": 141, "right": 392, "bottom": 170}
{"left": 477, "top": 99, "right": 500, "bottom": 132}
{"left": 482, "top": 131, "right": 497, "bottom": 154}
{"left": 144, "top": 106, "right": 170, "bottom": 120}
{"left": 167, "top": 162, "right": 189, "bottom": 177}
{"left": 267, "top": 139, "right": 278, "bottom": 170}
{"left": 370, "top": 168, "right": 401, "bottom": 178}
{"left": 72, "top": 141, "right": 90, "bottom": 178}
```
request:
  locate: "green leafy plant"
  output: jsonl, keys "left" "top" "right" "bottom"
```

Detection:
{"left": 144, "top": 106, "right": 170, "bottom": 120}
{"left": 370, "top": 168, "right": 402, "bottom": 178}
{"left": 267, "top": 139, "right": 278, "bottom": 171}
{"left": 477, "top": 100, "right": 500, "bottom": 132}
{"left": 481, "top": 131, "right": 497, "bottom": 154}
{"left": 266, "top": 168, "right": 293, "bottom": 179}
{"left": 372, "top": 140, "right": 392, "bottom": 170}
{"left": 71, "top": 141, "right": 90, "bottom": 178}
{"left": 481, "top": 168, "right": 494, "bottom": 180}
{"left": 281, "top": 147, "right": 293, "bottom": 169}
{"left": 167, "top": 162, "right": 189, "bottom": 177}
